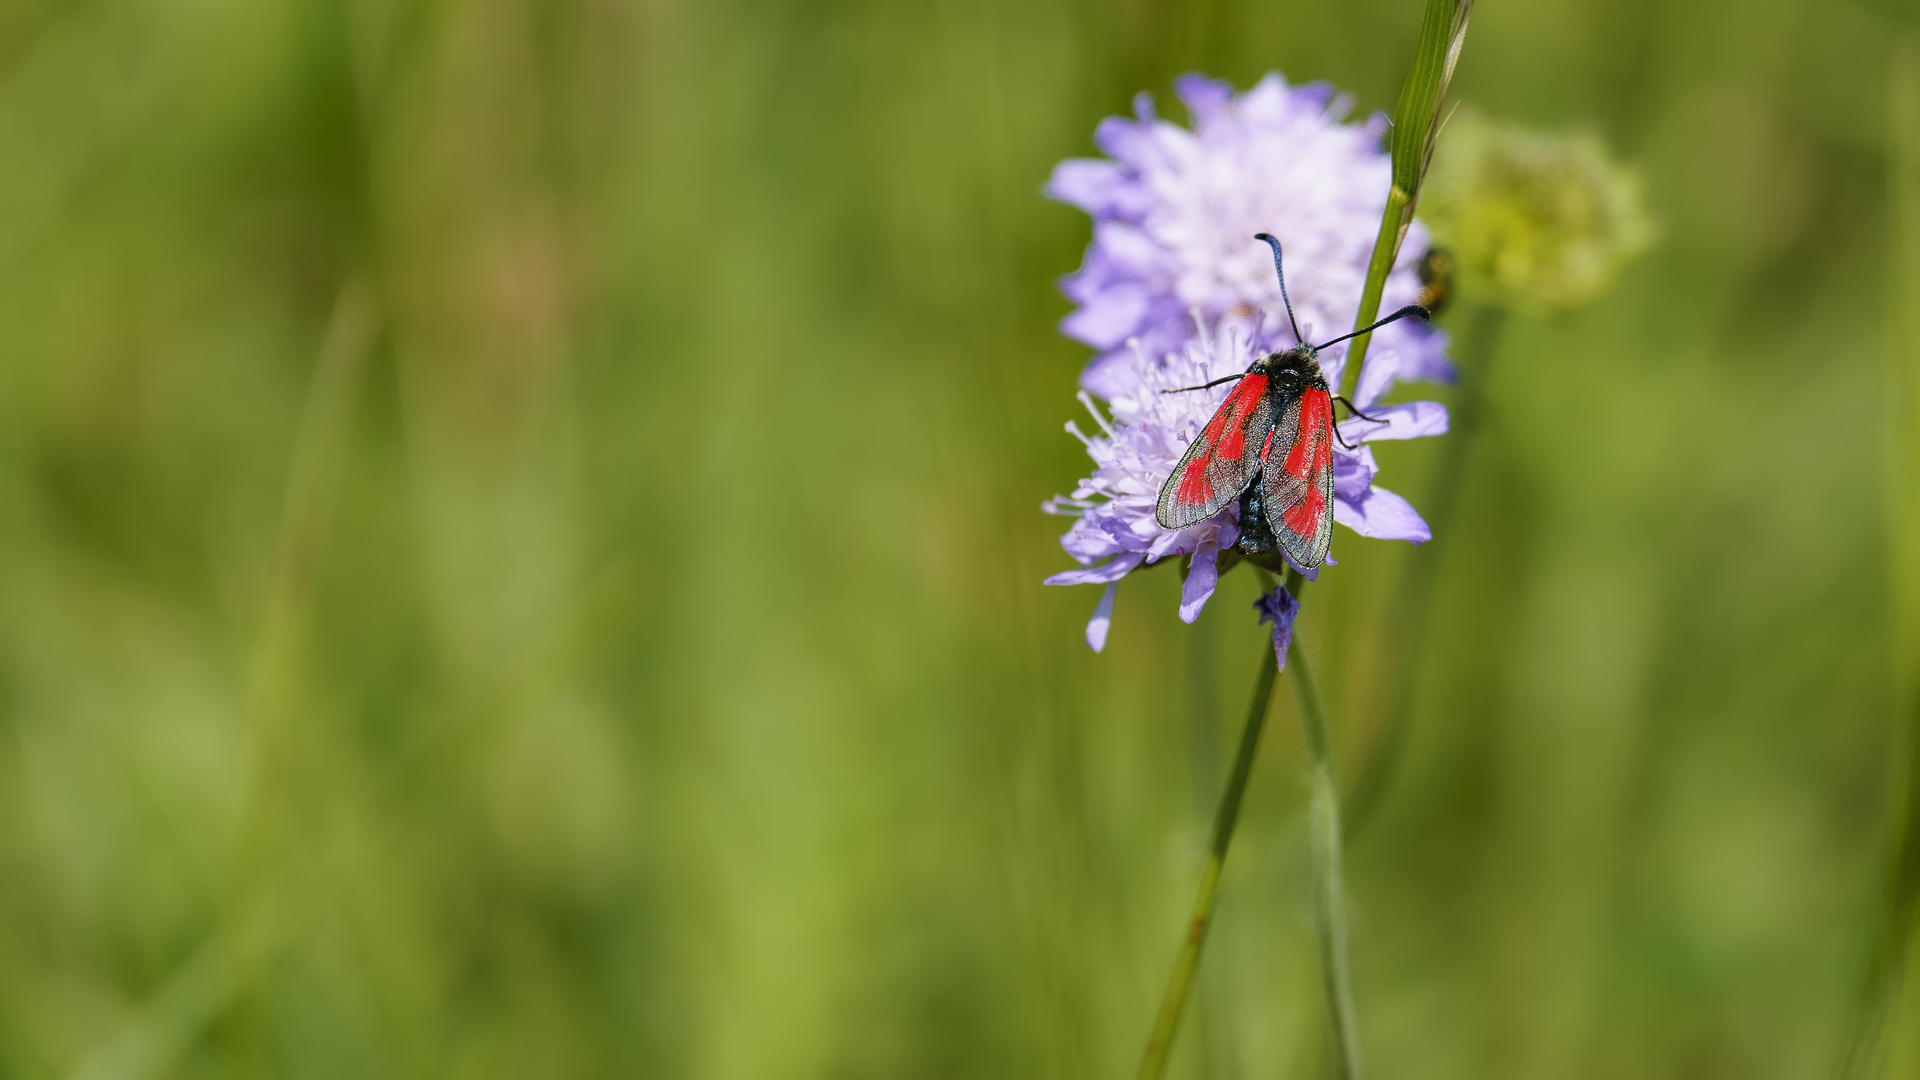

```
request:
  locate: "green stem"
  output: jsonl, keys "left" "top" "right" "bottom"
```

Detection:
{"left": 1136, "top": 638, "right": 1280, "bottom": 1080}
{"left": 1338, "top": 187, "right": 1413, "bottom": 404}
{"left": 1345, "top": 304, "right": 1507, "bottom": 839}
{"left": 1339, "top": 0, "right": 1474, "bottom": 401}
{"left": 1185, "top": 604, "right": 1227, "bottom": 1078}
{"left": 1281, "top": 569, "right": 1365, "bottom": 1080}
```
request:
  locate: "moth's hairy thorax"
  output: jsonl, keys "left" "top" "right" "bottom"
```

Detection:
{"left": 1252, "top": 347, "right": 1328, "bottom": 398}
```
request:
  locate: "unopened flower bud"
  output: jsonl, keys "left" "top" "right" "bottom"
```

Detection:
{"left": 1420, "top": 110, "right": 1655, "bottom": 312}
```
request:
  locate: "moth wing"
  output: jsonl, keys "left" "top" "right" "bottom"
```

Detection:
{"left": 1155, "top": 373, "right": 1275, "bottom": 530}
{"left": 1260, "top": 386, "right": 1335, "bottom": 569}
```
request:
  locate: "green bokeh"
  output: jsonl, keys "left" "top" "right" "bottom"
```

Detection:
{"left": 0, "top": 0, "right": 1912, "bottom": 1076}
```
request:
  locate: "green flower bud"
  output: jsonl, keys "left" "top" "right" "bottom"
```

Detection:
{"left": 1419, "top": 110, "right": 1655, "bottom": 312}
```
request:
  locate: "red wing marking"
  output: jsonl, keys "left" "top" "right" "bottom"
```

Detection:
{"left": 1213, "top": 375, "right": 1263, "bottom": 460}
{"left": 1282, "top": 384, "right": 1328, "bottom": 472}
{"left": 1154, "top": 373, "right": 1276, "bottom": 530}
{"left": 1175, "top": 456, "right": 1212, "bottom": 506}
{"left": 1262, "top": 387, "right": 1335, "bottom": 568}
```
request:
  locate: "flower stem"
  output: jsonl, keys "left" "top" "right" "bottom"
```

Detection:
{"left": 1339, "top": 187, "right": 1413, "bottom": 404}
{"left": 1136, "top": 637, "right": 1280, "bottom": 1080}
{"left": 1185, "top": 603, "right": 1229, "bottom": 1077}
{"left": 1281, "top": 569, "right": 1365, "bottom": 1080}
{"left": 1337, "top": 0, "right": 1474, "bottom": 403}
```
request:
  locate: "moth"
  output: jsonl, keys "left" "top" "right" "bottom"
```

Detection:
{"left": 1154, "top": 234, "right": 1431, "bottom": 570}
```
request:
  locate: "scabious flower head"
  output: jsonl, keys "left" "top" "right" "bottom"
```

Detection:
{"left": 1418, "top": 109, "right": 1655, "bottom": 312}
{"left": 1047, "top": 73, "right": 1452, "bottom": 400}
{"left": 1042, "top": 73, "right": 1455, "bottom": 650}
{"left": 1043, "top": 321, "right": 1447, "bottom": 650}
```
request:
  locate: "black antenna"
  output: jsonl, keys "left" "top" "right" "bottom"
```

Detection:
{"left": 1253, "top": 233, "right": 1305, "bottom": 346}
{"left": 1310, "top": 304, "right": 1431, "bottom": 352}
{"left": 1160, "top": 372, "right": 1248, "bottom": 394}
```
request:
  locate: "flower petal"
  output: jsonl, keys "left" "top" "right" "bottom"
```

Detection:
{"left": 1092, "top": 220, "right": 1165, "bottom": 277}
{"left": 1353, "top": 325, "right": 1455, "bottom": 408}
{"left": 1087, "top": 581, "right": 1120, "bottom": 652}
{"left": 1334, "top": 483, "right": 1431, "bottom": 543}
{"left": 1390, "top": 326, "right": 1458, "bottom": 386}
{"left": 1178, "top": 540, "right": 1219, "bottom": 623}
{"left": 1331, "top": 444, "right": 1378, "bottom": 504}
{"left": 1044, "top": 551, "right": 1146, "bottom": 586}
{"left": 1046, "top": 159, "right": 1127, "bottom": 215}
{"left": 1060, "top": 285, "right": 1150, "bottom": 349}
{"left": 1339, "top": 400, "right": 1449, "bottom": 443}
{"left": 1174, "top": 74, "right": 1234, "bottom": 125}
{"left": 1079, "top": 347, "right": 1138, "bottom": 398}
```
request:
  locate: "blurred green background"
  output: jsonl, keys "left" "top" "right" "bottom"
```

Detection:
{"left": 0, "top": 0, "right": 1917, "bottom": 1076}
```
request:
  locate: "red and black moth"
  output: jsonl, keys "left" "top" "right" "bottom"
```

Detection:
{"left": 1154, "top": 234, "right": 1431, "bottom": 570}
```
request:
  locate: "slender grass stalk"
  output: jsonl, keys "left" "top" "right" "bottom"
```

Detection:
{"left": 67, "top": 282, "right": 381, "bottom": 1080}
{"left": 1137, "top": 637, "right": 1280, "bottom": 1080}
{"left": 1337, "top": 0, "right": 1474, "bottom": 403}
{"left": 1276, "top": 569, "right": 1364, "bottom": 1080}
{"left": 235, "top": 279, "right": 381, "bottom": 874}
{"left": 1186, "top": 607, "right": 1229, "bottom": 1079}
{"left": 1838, "top": 35, "right": 1920, "bottom": 1080}
{"left": 1345, "top": 303, "right": 1506, "bottom": 838}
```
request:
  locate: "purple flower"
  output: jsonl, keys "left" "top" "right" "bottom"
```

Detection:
{"left": 1047, "top": 73, "right": 1451, "bottom": 402}
{"left": 1254, "top": 584, "right": 1301, "bottom": 671}
{"left": 1043, "top": 322, "right": 1446, "bottom": 649}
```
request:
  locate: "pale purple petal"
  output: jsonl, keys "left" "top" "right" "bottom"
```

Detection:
{"left": 1080, "top": 349, "right": 1139, "bottom": 399}
{"left": 1174, "top": 74, "right": 1234, "bottom": 123}
{"left": 1352, "top": 345, "right": 1398, "bottom": 409}
{"left": 1046, "top": 159, "right": 1129, "bottom": 214}
{"left": 1179, "top": 540, "right": 1220, "bottom": 623}
{"left": 1092, "top": 220, "right": 1164, "bottom": 277}
{"left": 1092, "top": 115, "right": 1150, "bottom": 162}
{"left": 1045, "top": 551, "right": 1146, "bottom": 586}
{"left": 1339, "top": 400, "right": 1449, "bottom": 443}
{"left": 1061, "top": 286, "right": 1150, "bottom": 349}
{"left": 1388, "top": 323, "right": 1457, "bottom": 386}
{"left": 1332, "top": 444, "right": 1378, "bottom": 505}
{"left": 1087, "top": 581, "right": 1120, "bottom": 652}
{"left": 1334, "top": 483, "right": 1431, "bottom": 543}
{"left": 1057, "top": 514, "right": 1127, "bottom": 563}
{"left": 1353, "top": 325, "right": 1455, "bottom": 408}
